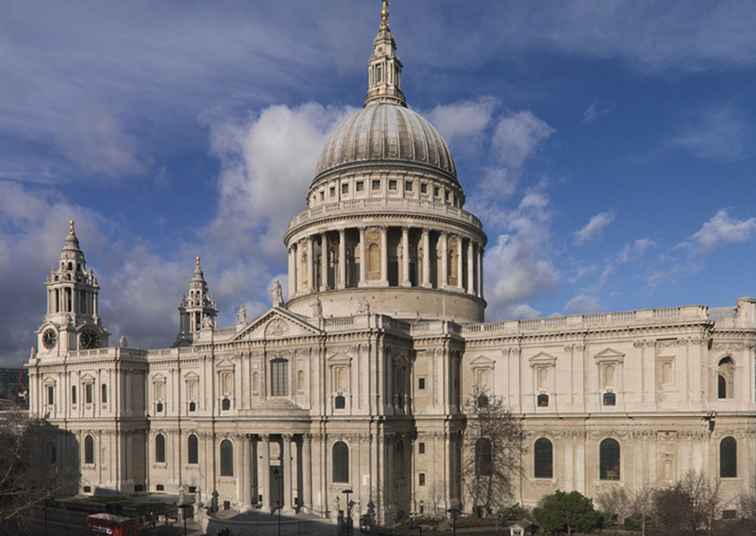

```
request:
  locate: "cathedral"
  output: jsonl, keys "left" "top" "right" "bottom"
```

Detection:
{"left": 26, "top": 0, "right": 756, "bottom": 523}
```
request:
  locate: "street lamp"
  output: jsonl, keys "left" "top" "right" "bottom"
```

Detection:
{"left": 342, "top": 489, "right": 354, "bottom": 536}
{"left": 447, "top": 505, "right": 461, "bottom": 536}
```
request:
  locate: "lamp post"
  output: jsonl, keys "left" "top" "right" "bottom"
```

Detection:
{"left": 447, "top": 505, "right": 461, "bottom": 536}
{"left": 342, "top": 489, "right": 354, "bottom": 536}
{"left": 276, "top": 500, "right": 282, "bottom": 536}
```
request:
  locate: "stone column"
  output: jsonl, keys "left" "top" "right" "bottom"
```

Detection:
{"left": 288, "top": 247, "right": 295, "bottom": 299}
{"left": 456, "top": 236, "right": 464, "bottom": 290}
{"left": 421, "top": 229, "right": 431, "bottom": 288}
{"left": 303, "top": 434, "right": 312, "bottom": 512}
{"left": 239, "top": 434, "right": 250, "bottom": 507}
{"left": 320, "top": 233, "right": 329, "bottom": 291}
{"left": 467, "top": 240, "right": 475, "bottom": 295}
{"left": 338, "top": 229, "right": 347, "bottom": 290}
{"left": 380, "top": 226, "right": 389, "bottom": 286}
{"left": 401, "top": 227, "right": 411, "bottom": 287}
{"left": 292, "top": 437, "right": 300, "bottom": 509}
{"left": 359, "top": 227, "right": 367, "bottom": 287}
{"left": 478, "top": 247, "right": 484, "bottom": 299}
{"left": 283, "top": 434, "right": 293, "bottom": 511}
{"left": 439, "top": 232, "right": 448, "bottom": 289}
{"left": 307, "top": 237, "right": 315, "bottom": 294}
{"left": 261, "top": 435, "right": 271, "bottom": 511}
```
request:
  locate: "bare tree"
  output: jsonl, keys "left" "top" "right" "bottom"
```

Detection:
{"left": 0, "top": 411, "right": 78, "bottom": 534}
{"left": 630, "top": 486, "right": 655, "bottom": 536}
{"left": 462, "top": 387, "right": 524, "bottom": 517}
{"left": 652, "top": 471, "right": 721, "bottom": 536}
{"left": 596, "top": 486, "right": 632, "bottom": 525}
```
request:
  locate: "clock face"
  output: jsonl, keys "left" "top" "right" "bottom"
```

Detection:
{"left": 42, "top": 329, "right": 57, "bottom": 350}
{"left": 80, "top": 330, "right": 100, "bottom": 350}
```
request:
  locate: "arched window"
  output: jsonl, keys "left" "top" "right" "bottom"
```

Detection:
{"left": 332, "top": 441, "right": 349, "bottom": 483}
{"left": 537, "top": 394, "right": 550, "bottom": 408}
{"left": 84, "top": 435, "right": 95, "bottom": 464}
{"left": 187, "top": 434, "right": 199, "bottom": 465}
{"left": 534, "top": 438, "right": 553, "bottom": 479}
{"left": 475, "top": 438, "right": 493, "bottom": 477}
{"left": 271, "top": 358, "right": 289, "bottom": 397}
{"left": 720, "top": 436, "right": 737, "bottom": 478}
{"left": 221, "top": 398, "right": 231, "bottom": 411}
{"left": 718, "top": 357, "right": 734, "bottom": 399}
{"left": 220, "top": 439, "right": 234, "bottom": 476}
{"left": 599, "top": 438, "right": 620, "bottom": 481}
{"left": 603, "top": 392, "right": 616, "bottom": 406}
{"left": 155, "top": 434, "right": 166, "bottom": 464}
{"left": 335, "top": 395, "right": 346, "bottom": 409}
{"left": 477, "top": 394, "right": 489, "bottom": 409}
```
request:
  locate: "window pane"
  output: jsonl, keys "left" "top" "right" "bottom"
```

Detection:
{"left": 188, "top": 435, "right": 198, "bottom": 465}
{"left": 85, "top": 435, "right": 94, "bottom": 464}
{"left": 720, "top": 437, "right": 737, "bottom": 478}
{"left": 155, "top": 434, "right": 166, "bottom": 463}
{"left": 220, "top": 440, "right": 234, "bottom": 476}
{"left": 271, "top": 359, "right": 289, "bottom": 396}
{"left": 600, "top": 439, "right": 620, "bottom": 481}
{"left": 332, "top": 442, "right": 349, "bottom": 483}
{"left": 534, "top": 438, "right": 553, "bottom": 479}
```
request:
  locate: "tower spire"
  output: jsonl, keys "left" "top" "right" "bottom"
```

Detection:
{"left": 365, "top": 0, "right": 406, "bottom": 107}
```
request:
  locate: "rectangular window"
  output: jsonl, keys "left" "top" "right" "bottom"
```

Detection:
{"left": 47, "top": 385, "right": 54, "bottom": 405}
{"left": 418, "top": 473, "right": 426, "bottom": 486}
{"left": 101, "top": 384, "right": 107, "bottom": 404}
{"left": 418, "top": 442, "right": 426, "bottom": 455}
{"left": 71, "top": 385, "right": 77, "bottom": 405}
{"left": 434, "top": 186, "right": 440, "bottom": 197}
{"left": 341, "top": 183, "right": 349, "bottom": 194}
{"left": 330, "top": 187, "right": 336, "bottom": 198}
{"left": 389, "top": 179, "right": 397, "bottom": 191}
{"left": 371, "top": 179, "right": 381, "bottom": 191}
{"left": 271, "top": 359, "right": 289, "bottom": 397}
{"left": 356, "top": 181, "right": 364, "bottom": 192}
{"left": 420, "top": 182, "right": 428, "bottom": 194}
{"left": 405, "top": 180, "right": 413, "bottom": 192}
{"left": 85, "top": 384, "right": 93, "bottom": 404}
{"left": 319, "top": 191, "right": 325, "bottom": 200}
{"left": 418, "top": 377, "right": 426, "bottom": 390}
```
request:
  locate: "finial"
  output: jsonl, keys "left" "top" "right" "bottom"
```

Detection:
{"left": 380, "top": 0, "right": 390, "bottom": 31}
{"left": 69, "top": 219, "right": 76, "bottom": 235}
{"left": 194, "top": 256, "right": 201, "bottom": 271}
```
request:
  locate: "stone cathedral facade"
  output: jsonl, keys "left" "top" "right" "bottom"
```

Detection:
{"left": 26, "top": 0, "right": 756, "bottom": 522}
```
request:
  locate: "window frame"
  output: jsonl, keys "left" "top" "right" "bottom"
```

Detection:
{"left": 155, "top": 433, "right": 166, "bottom": 464}
{"left": 332, "top": 441, "right": 350, "bottom": 483}
{"left": 720, "top": 436, "right": 738, "bottom": 478}
{"left": 599, "top": 438, "right": 621, "bottom": 481}
{"left": 533, "top": 437, "right": 554, "bottom": 479}
{"left": 220, "top": 439, "right": 234, "bottom": 477}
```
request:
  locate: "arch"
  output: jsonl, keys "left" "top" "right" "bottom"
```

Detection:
{"left": 718, "top": 357, "right": 735, "bottom": 399}
{"left": 187, "top": 434, "right": 199, "bottom": 465}
{"left": 475, "top": 438, "right": 493, "bottom": 477}
{"left": 537, "top": 393, "right": 550, "bottom": 408}
{"left": 220, "top": 439, "right": 234, "bottom": 476}
{"left": 335, "top": 395, "right": 346, "bottom": 409}
{"left": 84, "top": 435, "right": 95, "bottom": 464}
{"left": 332, "top": 441, "right": 349, "bottom": 483}
{"left": 720, "top": 436, "right": 737, "bottom": 478}
{"left": 477, "top": 393, "right": 489, "bottom": 409}
{"left": 155, "top": 433, "right": 166, "bottom": 464}
{"left": 534, "top": 438, "right": 553, "bottom": 479}
{"left": 599, "top": 438, "right": 620, "bottom": 481}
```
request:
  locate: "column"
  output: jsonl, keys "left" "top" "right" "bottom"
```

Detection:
{"left": 421, "top": 229, "right": 431, "bottom": 288}
{"left": 439, "top": 232, "right": 448, "bottom": 289}
{"left": 292, "top": 437, "right": 300, "bottom": 509}
{"left": 288, "top": 247, "right": 296, "bottom": 299}
{"left": 359, "top": 227, "right": 367, "bottom": 286}
{"left": 380, "top": 226, "right": 389, "bottom": 285}
{"left": 283, "top": 434, "right": 293, "bottom": 511}
{"left": 338, "top": 229, "right": 347, "bottom": 290}
{"left": 456, "top": 236, "right": 464, "bottom": 290}
{"left": 240, "top": 435, "right": 250, "bottom": 507}
{"left": 321, "top": 233, "right": 329, "bottom": 291}
{"left": 467, "top": 239, "right": 475, "bottom": 294}
{"left": 477, "top": 247, "right": 484, "bottom": 299}
{"left": 401, "top": 227, "right": 411, "bottom": 287}
{"left": 307, "top": 237, "right": 315, "bottom": 294}
{"left": 261, "top": 435, "right": 271, "bottom": 511}
{"left": 303, "top": 434, "right": 312, "bottom": 512}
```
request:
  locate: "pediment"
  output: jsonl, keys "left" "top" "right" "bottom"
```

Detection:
{"left": 216, "top": 358, "right": 235, "bottom": 371}
{"left": 529, "top": 351, "right": 557, "bottom": 367}
{"left": 232, "top": 307, "right": 321, "bottom": 342}
{"left": 594, "top": 347, "right": 625, "bottom": 363}
{"left": 470, "top": 355, "right": 495, "bottom": 368}
{"left": 327, "top": 352, "right": 352, "bottom": 364}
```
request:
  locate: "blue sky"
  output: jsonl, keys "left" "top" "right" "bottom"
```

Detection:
{"left": 2, "top": 0, "right": 756, "bottom": 365}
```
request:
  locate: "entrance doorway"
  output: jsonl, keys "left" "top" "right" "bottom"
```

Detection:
{"left": 270, "top": 465, "right": 284, "bottom": 510}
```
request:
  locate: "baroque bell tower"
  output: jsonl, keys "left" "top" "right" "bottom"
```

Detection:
{"left": 37, "top": 220, "right": 109, "bottom": 357}
{"left": 175, "top": 256, "right": 217, "bottom": 346}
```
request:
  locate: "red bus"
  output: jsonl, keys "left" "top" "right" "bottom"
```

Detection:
{"left": 87, "top": 513, "right": 141, "bottom": 536}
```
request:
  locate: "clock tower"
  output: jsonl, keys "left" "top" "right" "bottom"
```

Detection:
{"left": 37, "top": 220, "right": 109, "bottom": 357}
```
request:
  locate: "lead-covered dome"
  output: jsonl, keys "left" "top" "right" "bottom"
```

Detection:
{"left": 315, "top": 102, "right": 457, "bottom": 181}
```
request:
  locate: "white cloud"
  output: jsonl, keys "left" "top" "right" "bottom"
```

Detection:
{"left": 617, "top": 238, "right": 656, "bottom": 264}
{"left": 582, "top": 101, "right": 612, "bottom": 124}
{"left": 672, "top": 106, "right": 749, "bottom": 162}
{"left": 565, "top": 294, "right": 602, "bottom": 314}
{"left": 484, "top": 189, "right": 559, "bottom": 319}
{"left": 493, "top": 111, "right": 555, "bottom": 170}
{"left": 209, "top": 103, "right": 355, "bottom": 257}
{"left": 574, "top": 211, "right": 615, "bottom": 245}
{"left": 691, "top": 209, "right": 756, "bottom": 253}
{"left": 426, "top": 97, "right": 497, "bottom": 149}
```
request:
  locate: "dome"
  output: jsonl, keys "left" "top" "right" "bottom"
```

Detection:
{"left": 314, "top": 102, "right": 457, "bottom": 182}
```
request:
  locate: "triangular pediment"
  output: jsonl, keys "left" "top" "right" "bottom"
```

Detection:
{"left": 232, "top": 307, "right": 322, "bottom": 342}
{"left": 470, "top": 355, "right": 495, "bottom": 368}
{"left": 528, "top": 351, "right": 557, "bottom": 367}
{"left": 594, "top": 347, "right": 625, "bottom": 363}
